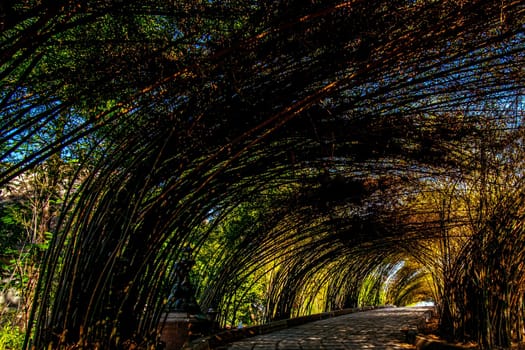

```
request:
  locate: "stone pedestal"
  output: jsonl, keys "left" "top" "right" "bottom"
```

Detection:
{"left": 159, "top": 312, "right": 209, "bottom": 349}
{"left": 160, "top": 312, "right": 193, "bottom": 350}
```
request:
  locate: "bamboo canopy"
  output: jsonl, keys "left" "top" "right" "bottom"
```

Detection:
{"left": 1, "top": 0, "right": 524, "bottom": 348}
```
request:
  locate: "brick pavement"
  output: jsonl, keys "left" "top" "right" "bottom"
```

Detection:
{"left": 225, "top": 307, "right": 431, "bottom": 350}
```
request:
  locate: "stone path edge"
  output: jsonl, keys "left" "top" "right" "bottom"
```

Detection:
{"left": 185, "top": 305, "right": 391, "bottom": 350}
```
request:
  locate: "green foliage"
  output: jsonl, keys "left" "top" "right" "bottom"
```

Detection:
{"left": 222, "top": 273, "right": 267, "bottom": 327}
{"left": 0, "top": 201, "right": 37, "bottom": 349}
{"left": 0, "top": 318, "right": 25, "bottom": 350}
{"left": 0, "top": 305, "right": 25, "bottom": 350}
{"left": 0, "top": 203, "right": 24, "bottom": 254}
{"left": 192, "top": 202, "right": 268, "bottom": 326}
{"left": 0, "top": 202, "right": 26, "bottom": 276}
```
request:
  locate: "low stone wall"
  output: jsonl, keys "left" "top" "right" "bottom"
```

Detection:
{"left": 184, "top": 306, "right": 387, "bottom": 350}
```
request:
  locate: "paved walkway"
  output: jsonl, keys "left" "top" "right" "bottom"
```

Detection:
{"left": 226, "top": 307, "right": 431, "bottom": 350}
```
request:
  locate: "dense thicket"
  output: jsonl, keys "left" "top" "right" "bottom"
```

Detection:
{"left": 1, "top": 0, "right": 524, "bottom": 349}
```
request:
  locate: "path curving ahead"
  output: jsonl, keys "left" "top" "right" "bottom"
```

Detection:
{"left": 226, "top": 307, "right": 431, "bottom": 350}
